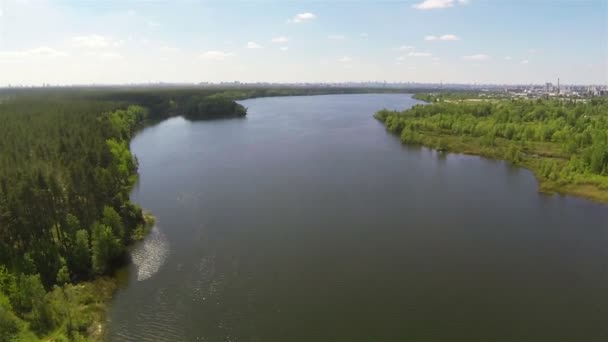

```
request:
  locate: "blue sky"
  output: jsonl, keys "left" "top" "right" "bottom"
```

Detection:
{"left": 0, "top": 0, "right": 606, "bottom": 85}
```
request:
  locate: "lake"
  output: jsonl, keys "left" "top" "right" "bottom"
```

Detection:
{"left": 107, "top": 94, "right": 608, "bottom": 341}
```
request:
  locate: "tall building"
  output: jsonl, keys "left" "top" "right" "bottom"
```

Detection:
{"left": 545, "top": 82, "right": 554, "bottom": 92}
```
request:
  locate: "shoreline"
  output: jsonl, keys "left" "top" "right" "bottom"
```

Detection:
{"left": 381, "top": 94, "right": 608, "bottom": 206}
{"left": 385, "top": 129, "right": 608, "bottom": 205}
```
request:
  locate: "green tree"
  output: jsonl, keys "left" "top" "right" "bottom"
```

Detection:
{"left": 71, "top": 229, "right": 92, "bottom": 278}
{"left": 56, "top": 258, "right": 70, "bottom": 285}
{"left": 102, "top": 205, "right": 125, "bottom": 241}
{"left": 91, "top": 223, "right": 123, "bottom": 275}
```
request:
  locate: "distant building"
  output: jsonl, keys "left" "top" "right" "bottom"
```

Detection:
{"left": 545, "top": 82, "right": 554, "bottom": 92}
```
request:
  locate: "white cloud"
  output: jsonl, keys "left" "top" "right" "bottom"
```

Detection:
{"left": 439, "top": 34, "right": 460, "bottom": 41}
{"left": 463, "top": 54, "right": 490, "bottom": 60}
{"left": 271, "top": 36, "right": 289, "bottom": 43}
{"left": 413, "top": 0, "right": 454, "bottom": 10}
{"left": 504, "top": 56, "right": 512, "bottom": 60}
{"left": 200, "top": 50, "right": 235, "bottom": 60}
{"left": 413, "top": 0, "right": 469, "bottom": 9}
{"left": 339, "top": 56, "right": 353, "bottom": 63}
{"left": 396, "top": 45, "right": 415, "bottom": 51}
{"left": 280, "top": 46, "right": 289, "bottom": 51}
{"left": 425, "top": 34, "right": 460, "bottom": 41}
{"left": 288, "top": 12, "right": 316, "bottom": 23}
{"left": 408, "top": 52, "right": 433, "bottom": 57}
{"left": 328, "top": 34, "right": 346, "bottom": 40}
{"left": 520, "top": 59, "right": 529, "bottom": 64}
{"left": 71, "top": 35, "right": 121, "bottom": 49}
{"left": 147, "top": 20, "right": 160, "bottom": 28}
{"left": 0, "top": 47, "right": 69, "bottom": 59}
{"left": 246, "top": 41, "right": 262, "bottom": 49}
{"left": 360, "top": 33, "right": 369, "bottom": 38}
{"left": 432, "top": 57, "right": 441, "bottom": 61}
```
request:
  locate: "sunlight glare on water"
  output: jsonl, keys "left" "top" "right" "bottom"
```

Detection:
{"left": 131, "top": 226, "right": 170, "bottom": 281}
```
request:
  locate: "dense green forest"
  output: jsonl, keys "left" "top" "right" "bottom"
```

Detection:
{"left": 376, "top": 94, "right": 608, "bottom": 202}
{"left": 0, "top": 96, "right": 149, "bottom": 341}
{"left": 0, "top": 86, "right": 411, "bottom": 341}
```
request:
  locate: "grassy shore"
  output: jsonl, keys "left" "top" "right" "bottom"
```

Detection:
{"left": 411, "top": 130, "right": 608, "bottom": 203}
{"left": 378, "top": 93, "right": 608, "bottom": 204}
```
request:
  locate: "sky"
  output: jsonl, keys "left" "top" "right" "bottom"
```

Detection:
{"left": 0, "top": 0, "right": 606, "bottom": 86}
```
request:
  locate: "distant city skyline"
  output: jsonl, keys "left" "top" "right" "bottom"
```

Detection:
{"left": 0, "top": 0, "right": 606, "bottom": 85}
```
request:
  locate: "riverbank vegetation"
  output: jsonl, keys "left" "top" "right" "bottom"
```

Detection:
{"left": 0, "top": 98, "right": 148, "bottom": 340}
{"left": 376, "top": 94, "right": 608, "bottom": 203}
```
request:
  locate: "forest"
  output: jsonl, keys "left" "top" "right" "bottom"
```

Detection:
{"left": 0, "top": 96, "right": 149, "bottom": 341}
{"left": 0, "top": 86, "right": 410, "bottom": 341}
{"left": 375, "top": 94, "right": 608, "bottom": 203}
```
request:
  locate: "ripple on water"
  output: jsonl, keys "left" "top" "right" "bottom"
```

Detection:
{"left": 131, "top": 226, "right": 170, "bottom": 281}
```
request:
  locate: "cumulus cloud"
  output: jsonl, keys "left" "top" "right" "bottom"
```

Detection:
{"left": 271, "top": 36, "right": 289, "bottom": 43}
{"left": 280, "top": 47, "right": 289, "bottom": 51}
{"left": 520, "top": 59, "right": 529, "bottom": 64}
{"left": 246, "top": 41, "right": 262, "bottom": 49}
{"left": 504, "top": 56, "right": 512, "bottom": 60}
{"left": 71, "top": 35, "right": 123, "bottom": 49}
{"left": 413, "top": 0, "right": 469, "bottom": 10}
{"left": 463, "top": 54, "right": 490, "bottom": 60}
{"left": 425, "top": 34, "right": 461, "bottom": 41}
{"left": 288, "top": 12, "right": 316, "bottom": 23}
{"left": 200, "top": 50, "right": 235, "bottom": 60}
{"left": 0, "top": 47, "right": 69, "bottom": 59}
{"left": 408, "top": 52, "right": 433, "bottom": 57}
{"left": 439, "top": 34, "right": 460, "bottom": 41}
{"left": 339, "top": 56, "right": 353, "bottom": 63}
{"left": 328, "top": 34, "right": 346, "bottom": 40}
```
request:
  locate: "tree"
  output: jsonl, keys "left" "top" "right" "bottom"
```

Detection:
{"left": 102, "top": 205, "right": 125, "bottom": 241}
{"left": 0, "top": 293, "right": 20, "bottom": 342}
{"left": 56, "top": 257, "right": 70, "bottom": 285}
{"left": 91, "top": 223, "right": 123, "bottom": 275}
{"left": 71, "top": 229, "right": 92, "bottom": 278}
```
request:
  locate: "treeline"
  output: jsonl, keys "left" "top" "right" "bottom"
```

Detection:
{"left": 1, "top": 86, "right": 416, "bottom": 121}
{"left": 0, "top": 97, "right": 148, "bottom": 340}
{"left": 375, "top": 96, "right": 608, "bottom": 201}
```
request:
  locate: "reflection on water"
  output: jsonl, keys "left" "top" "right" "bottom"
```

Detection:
{"left": 131, "top": 226, "right": 170, "bottom": 281}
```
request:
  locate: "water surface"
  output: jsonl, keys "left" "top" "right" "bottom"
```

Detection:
{"left": 108, "top": 94, "right": 608, "bottom": 341}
